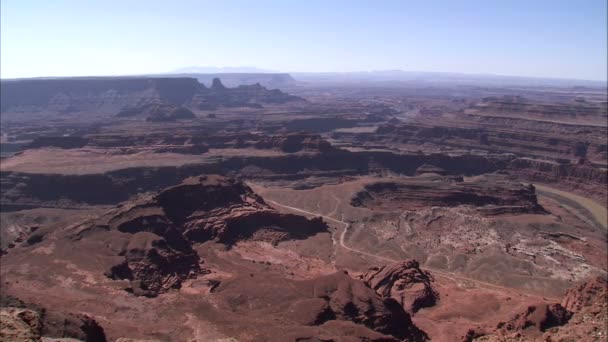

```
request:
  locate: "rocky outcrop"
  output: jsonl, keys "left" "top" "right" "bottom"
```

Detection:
{"left": 544, "top": 276, "right": 607, "bottom": 341}
{"left": 215, "top": 270, "right": 428, "bottom": 341}
{"left": 177, "top": 72, "right": 297, "bottom": 88}
{"left": 363, "top": 260, "right": 439, "bottom": 313}
{"left": 303, "top": 271, "right": 428, "bottom": 341}
{"left": 2, "top": 174, "right": 327, "bottom": 297}
{"left": 255, "top": 133, "right": 333, "bottom": 153}
{"left": 192, "top": 78, "right": 301, "bottom": 110}
{"left": 0, "top": 296, "right": 107, "bottom": 342}
{"left": 153, "top": 175, "right": 328, "bottom": 244}
{"left": 351, "top": 174, "right": 544, "bottom": 214}
{"left": 561, "top": 275, "right": 607, "bottom": 312}
{"left": 77, "top": 175, "right": 328, "bottom": 295}
{"left": 470, "top": 276, "right": 607, "bottom": 341}
{"left": 497, "top": 303, "right": 572, "bottom": 333}
{"left": 0, "top": 308, "right": 42, "bottom": 341}
{"left": 105, "top": 231, "right": 201, "bottom": 297}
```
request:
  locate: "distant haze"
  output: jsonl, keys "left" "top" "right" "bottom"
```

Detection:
{"left": 171, "top": 66, "right": 278, "bottom": 74}
{"left": 1, "top": 0, "right": 606, "bottom": 81}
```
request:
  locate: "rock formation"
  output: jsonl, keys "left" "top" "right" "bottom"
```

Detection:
{"left": 363, "top": 260, "right": 439, "bottom": 313}
{"left": 255, "top": 133, "right": 334, "bottom": 153}
{"left": 174, "top": 72, "right": 297, "bottom": 88}
{"left": 468, "top": 276, "right": 607, "bottom": 341}
{"left": 508, "top": 157, "right": 608, "bottom": 203}
{"left": 561, "top": 275, "right": 607, "bottom": 312}
{"left": 304, "top": 271, "right": 429, "bottom": 341}
{"left": 545, "top": 276, "right": 608, "bottom": 340}
{"left": 496, "top": 303, "right": 572, "bottom": 333}
{"left": 0, "top": 296, "right": 107, "bottom": 342}
{"left": 104, "top": 231, "right": 201, "bottom": 297}
{"left": 78, "top": 175, "right": 328, "bottom": 295}
{"left": 351, "top": 174, "right": 545, "bottom": 214}
{"left": 0, "top": 76, "right": 302, "bottom": 117}
{"left": 192, "top": 78, "right": 301, "bottom": 110}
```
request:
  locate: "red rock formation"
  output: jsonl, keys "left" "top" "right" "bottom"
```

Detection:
{"left": 561, "top": 275, "right": 607, "bottom": 312}
{"left": 105, "top": 232, "right": 201, "bottom": 297}
{"left": 0, "top": 296, "right": 107, "bottom": 342}
{"left": 304, "top": 271, "right": 429, "bottom": 341}
{"left": 471, "top": 276, "right": 607, "bottom": 341}
{"left": 95, "top": 175, "right": 328, "bottom": 295}
{"left": 545, "top": 276, "right": 607, "bottom": 340}
{"left": 351, "top": 174, "right": 544, "bottom": 214}
{"left": 497, "top": 303, "right": 572, "bottom": 333}
{"left": 363, "top": 260, "right": 439, "bottom": 313}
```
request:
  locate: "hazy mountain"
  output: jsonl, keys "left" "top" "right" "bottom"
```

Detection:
{"left": 171, "top": 66, "right": 278, "bottom": 74}
{"left": 290, "top": 70, "right": 608, "bottom": 88}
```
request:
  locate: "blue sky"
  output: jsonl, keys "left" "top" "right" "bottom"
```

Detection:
{"left": 1, "top": 0, "right": 606, "bottom": 80}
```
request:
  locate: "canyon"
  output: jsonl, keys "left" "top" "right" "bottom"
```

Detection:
{"left": 0, "top": 75, "right": 606, "bottom": 341}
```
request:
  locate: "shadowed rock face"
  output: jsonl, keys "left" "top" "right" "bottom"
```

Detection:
{"left": 117, "top": 103, "right": 196, "bottom": 122}
{"left": 255, "top": 133, "right": 334, "bottom": 153}
{"left": 351, "top": 174, "right": 545, "bottom": 214}
{"left": 0, "top": 77, "right": 200, "bottom": 113}
{"left": 363, "top": 260, "right": 439, "bottom": 314}
{"left": 497, "top": 303, "right": 572, "bottom": 332}
{"left": 105, "top": 231, "right": 201, "bottom": 297}
{"left": 156, "top": 175, "right": 328, "bottom": 244}
{"left": 28, "top": 136, "right": 89, "bottom": 149}
{"left": 0, "top": 152, "right": 512, "bottom": 210}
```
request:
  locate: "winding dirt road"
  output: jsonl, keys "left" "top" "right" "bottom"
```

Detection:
{"left": 268, "top": 199, "right": 560, "bottom": 301}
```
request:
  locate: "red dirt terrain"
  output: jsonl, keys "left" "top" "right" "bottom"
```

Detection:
{"left": 0, "top": 76, "right": 606, "bottom": 341}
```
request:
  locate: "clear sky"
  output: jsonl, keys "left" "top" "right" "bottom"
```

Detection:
{"left": 1, "top": 0, "right": 607, "bottom": 80}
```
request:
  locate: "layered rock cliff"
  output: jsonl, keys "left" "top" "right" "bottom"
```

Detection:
{"left": 1, "top": 77, "right": 301, "bottom": 118}
{"left": 363, "top": 260, "right": 439, "bottom": 314}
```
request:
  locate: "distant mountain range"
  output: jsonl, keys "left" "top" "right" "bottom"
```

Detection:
{"left": 289, "top": 70, "right": 608, "bottom": 88}
{"left": 2, "top": 68, "right": 605, "bottom": 89}
{"left": 166, "top": 67, "right": 607, "bottom": 88}
{"left": 171, "top": 66, "right": 278, "bottom": 74}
